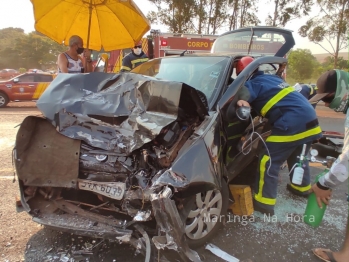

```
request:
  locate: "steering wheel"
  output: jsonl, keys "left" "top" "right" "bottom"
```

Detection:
{"left": 269, "top": 63, "right": 277, "bottom": 70}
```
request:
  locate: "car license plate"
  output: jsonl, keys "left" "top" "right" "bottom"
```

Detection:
{"left": 78, "top": 179, "right": 125, "bottom": 200}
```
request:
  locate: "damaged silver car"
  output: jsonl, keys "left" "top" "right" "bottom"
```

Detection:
{"left": 14, "top": 27, "right": 295, "bottom": 262}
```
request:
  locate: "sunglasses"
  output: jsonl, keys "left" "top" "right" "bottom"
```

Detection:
{"left": 134, "top": 45, "right": 142, "bottom": 48}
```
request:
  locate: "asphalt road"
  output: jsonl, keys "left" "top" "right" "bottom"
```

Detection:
{"left": 0, "top": 102, "right": 347, "bottom": 262}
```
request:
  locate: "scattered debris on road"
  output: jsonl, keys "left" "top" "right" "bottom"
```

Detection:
{"left": 205, "top": 243, "right": 240, "bottom": 262}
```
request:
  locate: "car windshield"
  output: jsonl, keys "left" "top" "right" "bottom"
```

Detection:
{"left": 131, "top": 56, "right": 229, "bottom": 102}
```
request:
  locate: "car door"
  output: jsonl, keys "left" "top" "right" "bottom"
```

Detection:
{"left": 11, "top": 74, "right": 35, "bottom": 101}
{"left": 32, "top": 74, "right": 54, "bottom": 100}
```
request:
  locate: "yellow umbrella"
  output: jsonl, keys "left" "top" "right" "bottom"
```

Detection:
{"left": 30, "top": 0, "right": 151, "bottom": 51}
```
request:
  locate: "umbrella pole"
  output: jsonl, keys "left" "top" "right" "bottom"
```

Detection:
{"left": 85, "top": 0, "right": 92, "bottom": 71}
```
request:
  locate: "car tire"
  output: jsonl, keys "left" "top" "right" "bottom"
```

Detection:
{"left": 185, "top": 178, "right": 229, "bottom": 248}
{"left": 0, "top": 92, "right": 9, "bottom": 108}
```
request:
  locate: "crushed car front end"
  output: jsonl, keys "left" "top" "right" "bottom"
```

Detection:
{"left": 14, "top": 72, "right": 226, "bottom": 261}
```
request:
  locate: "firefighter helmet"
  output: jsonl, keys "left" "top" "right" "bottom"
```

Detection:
{"left": 236, "top": 56, "right": 254, "bottom": 75}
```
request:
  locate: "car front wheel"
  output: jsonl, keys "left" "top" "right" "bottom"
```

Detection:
{"left": 185, "top": 179, "right": 229, "bottom": 248}
{"left": 0, "top": 92, "right": 9, "bottom": 108}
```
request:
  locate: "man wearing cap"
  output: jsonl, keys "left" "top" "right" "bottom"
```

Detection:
{"left": 308, "top": 69, "right": 349, "bottom": 262}
{"left": 120, "top": 41, "right": 149, "bottom": 72}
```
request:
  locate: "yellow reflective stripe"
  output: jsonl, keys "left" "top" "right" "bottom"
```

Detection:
{"left": 266, "top": 126, "right": 322, "bottom": 143}
{"left": 228, "top": 121, "right": 239, "bottom": 127}
{"left": 131, "top": 58, "right": 149, "bottom": 65}
{"left": 228, "top": 134, "right": 242, "bottom": 140}
{"left": 32, "top": 82, "right": 49, "bottom": 99}
{"left": 260, "top": 87, "right": 295, "bottom": 116}
{"left": 226, "top": 147, "right": 238, "bottom": 163}
{"left": 254, "top": 155, "right": 276, "bottom": 206}
{"left": 290, "top": 183, "right": 311, "bottom": 192}
{"left": 121, "top": 66, "right": 131, "bottom": 71}
{"left": 310, "top": 86, "right": 314, "bottom": 96}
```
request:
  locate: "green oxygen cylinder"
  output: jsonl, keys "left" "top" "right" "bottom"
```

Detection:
{"left": 304, "top": 169, "right": 329, "bottom": 227}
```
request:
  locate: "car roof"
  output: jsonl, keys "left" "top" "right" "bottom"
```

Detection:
{"left": 1, "top": 68, "right": 17, "bottom": 71}
{"left": 11, "top": 72, "right": 54, "bottom": 79}
{"left": 154, "top": 52, "right": 238, "bottom": 58}
{"left": 155, "top": 52, "right": 278, "bottom": 60}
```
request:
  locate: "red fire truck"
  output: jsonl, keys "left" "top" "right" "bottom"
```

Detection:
{"left": 92, "top": 28, "right": 289, "bottom": 77}
{"left": 91, "top": 30, "right": 218, "bottom": 72}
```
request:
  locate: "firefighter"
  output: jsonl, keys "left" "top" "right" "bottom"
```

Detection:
{"left": 120, "top": 41, "right": 149, "bottom": 72}
{"left": 235, "top": 56, "right": 323, "bottom": 215}
{"left": 294, "top": 83, "right": 318, "bottom": 108}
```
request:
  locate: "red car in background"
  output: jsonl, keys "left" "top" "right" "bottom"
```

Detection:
{"left": 0, "top": 69, "right": 19, "bottom": 79}
{"left": 0, "top": 72, "right": 54, "bottom": 108}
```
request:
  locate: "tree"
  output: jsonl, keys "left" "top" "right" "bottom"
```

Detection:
{"left": 15, "top": 32, "right": 66, "bottom": 69}
{"left": 287, "top": 49, "right": 318, "bottom": 82}
{"left": 204, "top": 0, "right": 228, "bottom": 34}
{"left": 0, "top": 27, "right": 25, "bottom": 50}
{"left": 147, "top": 0, "right": 197, "bottom": 33}
{"left": 147, "top": 0, "right": 229, "bottom": 34}
{"left": 226, "top": 0, "right": 260, "bottom": 31}
{"left": 265, "top": 0, "right": 312, "bottom": 27}
{"left": 298, "top": 0, "right": 349, "bottom": 68}
{"left": 322, "top": 55, "right": 349, "bottom": 69}
{"left": 0, "top": 27, "right": 66, "bottom": 70}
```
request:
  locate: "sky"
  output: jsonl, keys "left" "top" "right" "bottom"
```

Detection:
{"left": 0, "top": 0, "right": 337, "bottom": 54}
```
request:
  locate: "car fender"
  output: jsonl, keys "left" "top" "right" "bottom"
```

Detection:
{"left": 0, "top": 83, "right": 14, "bottom": 100}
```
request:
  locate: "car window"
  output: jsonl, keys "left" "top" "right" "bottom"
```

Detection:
{"left": 132, "top": 56, "right": 229, "bottom": 102}
{"left": 259, "top": 64, "right": 279, "bottom": 75}
{"left": 17, "top": 75, "right": 35, "bottom": 82}
{"left": 36, "top": 74, "right": 53, "bottom": 82}
{"left": 213, "top": 31, "right": 285, "bottom": 55}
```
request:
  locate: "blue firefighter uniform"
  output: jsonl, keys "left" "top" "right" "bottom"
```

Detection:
{"left": 285, "top": 83, "right": 319, "bottom": 188}
{"left": 242, "top": 71, "right": 322, "bottom": 213}
{"left": 120, "top": 51, "right": 148, "bottom": 72}
{"left": 295, "top": 83, "right": 318, "bottom": 108}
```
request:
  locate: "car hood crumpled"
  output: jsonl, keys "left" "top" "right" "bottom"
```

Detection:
{"left": 36, "top": 72, "right": 208, "bottom": 155}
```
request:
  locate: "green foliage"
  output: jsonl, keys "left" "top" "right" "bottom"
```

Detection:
{"left": 298, "top": 0, "right": 349, "bottom": 68}
{"left": 0, "top": 28, "right": 66, "bottom": 70}
{"left": 265, "top": 0, "right": 312, "bottom": 27}
{"left": 287, "top": 49, "right": 319, "bottom": 82}
{"left": 0, "top": 27, "right": 25, "bottom": 50}
{"left": 147, "top": 0, "right": 232, "bottom": 34}
{"left": 19, "top": 68, "right": 26, "bottom": 73}
{"left": 226, "top": 0, "right": 260, "bottom": 30}
{"left": 322, "top": 56, "right": 348, "bottom": 69}
{"left": 147, "top": 0, "right": 197, "bottom": 33}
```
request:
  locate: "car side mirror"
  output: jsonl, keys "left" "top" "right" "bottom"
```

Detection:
{"left": 13, "top": 78, "right": 19, "bottom": 83}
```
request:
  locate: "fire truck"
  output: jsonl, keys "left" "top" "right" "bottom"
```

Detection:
{"left": 92, "top": 27, "right": 289, "bottom": 78}
{"left": 91, "top": 30, "right": 218, "bottom": 73}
